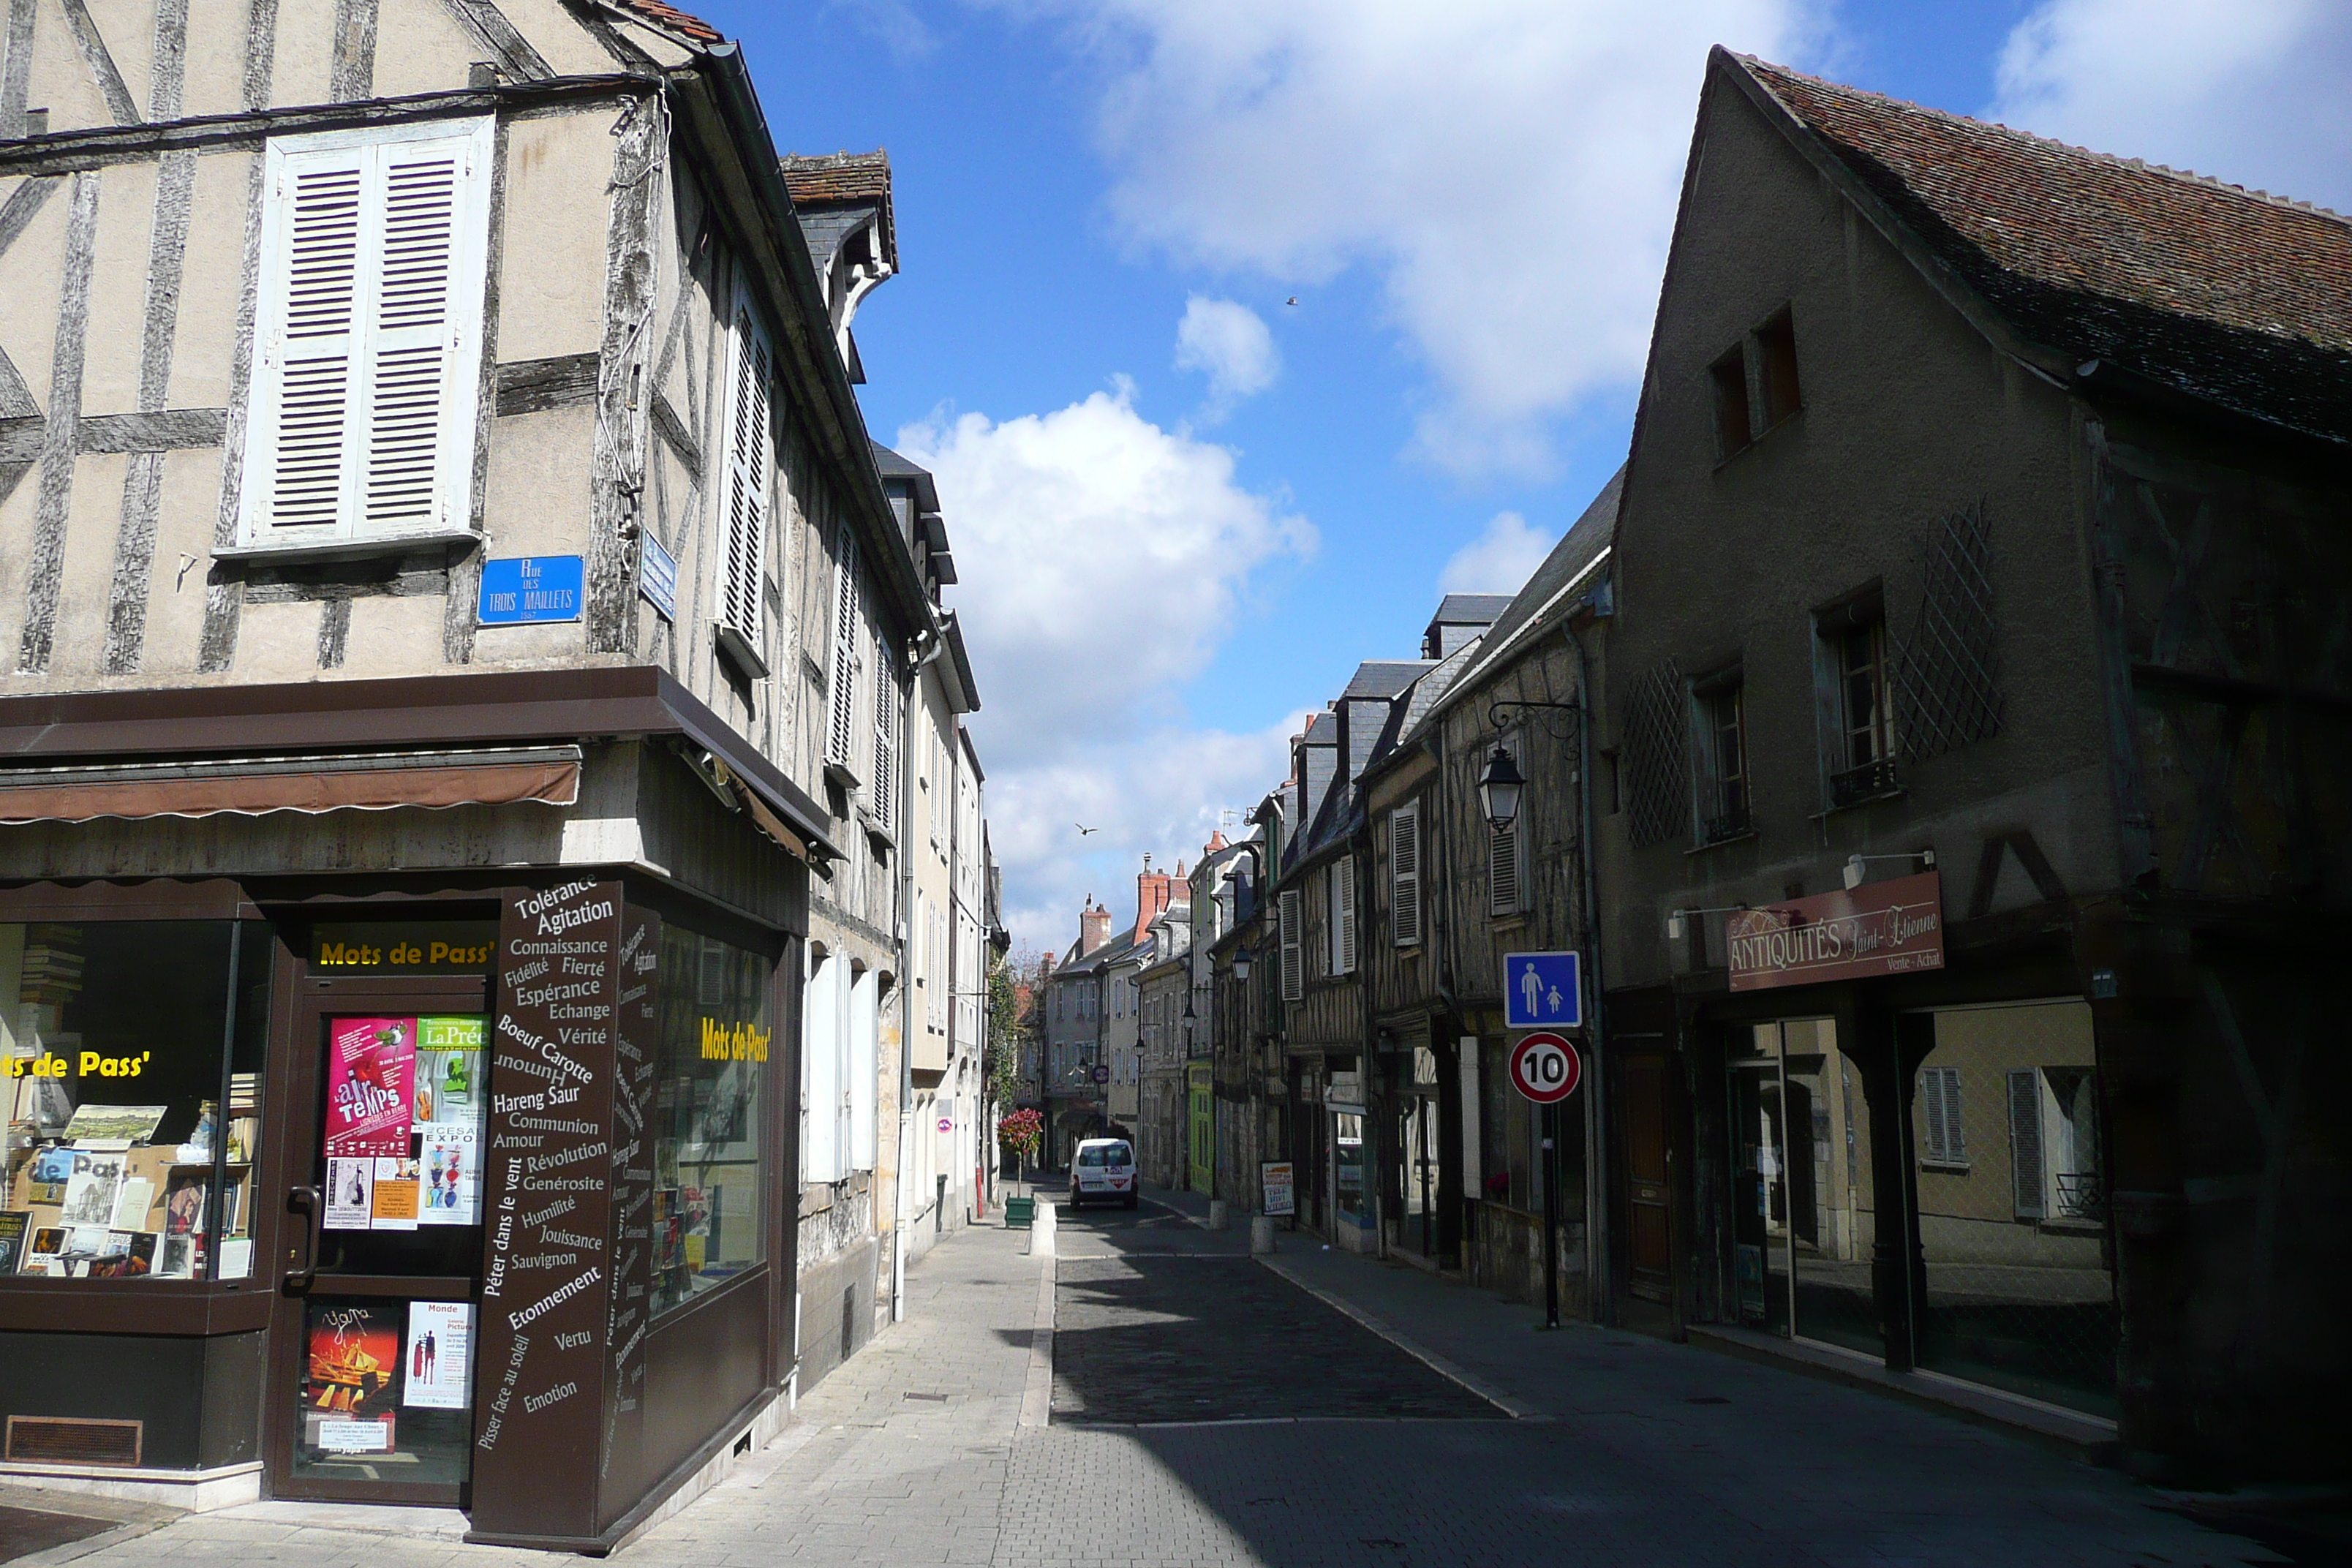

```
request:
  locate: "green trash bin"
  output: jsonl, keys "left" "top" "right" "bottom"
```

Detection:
{"left": 1004, "top": 1196, "right": 1035, "bottom": 1230}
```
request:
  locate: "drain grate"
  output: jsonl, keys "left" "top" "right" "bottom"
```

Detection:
{"left": 5, "top": 1416, "right": 143, "bottom": 1467}
{"left": 902, "top": 1392, "right": 949, "bottom": 1403}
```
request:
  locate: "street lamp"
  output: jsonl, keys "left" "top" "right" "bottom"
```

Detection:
{"left": 1477, "top": 744, "right": 1524, "bottom": 831}
{"left": 1232, "top": 949, "right": 1252, "bottom": 981}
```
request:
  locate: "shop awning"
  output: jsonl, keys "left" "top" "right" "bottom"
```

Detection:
{"left": 0, "top": 747, "right": 583, "bottom": 823}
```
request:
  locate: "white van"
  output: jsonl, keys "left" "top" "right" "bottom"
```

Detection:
{"left": 1069, "top": 1137, "right": 1139, "bottom": 1210}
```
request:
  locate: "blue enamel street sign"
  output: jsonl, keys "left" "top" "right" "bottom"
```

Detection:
{"left": 638, "top": 532, "right": 678, "bottom": 622}
{"left": 478, "top": 556, "right": 584, "bottom": 625}
{"left": 1504, "top": 951, "right": 1583, "bottom": 1030}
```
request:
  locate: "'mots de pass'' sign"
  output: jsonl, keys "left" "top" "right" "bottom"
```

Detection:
{"left": 1727, "top": 871, "right": 1945, "bottom": 992}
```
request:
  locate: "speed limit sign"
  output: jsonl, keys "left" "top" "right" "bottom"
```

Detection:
{"left": 1509, "top": 1031, "right": 1582, "bottom": 1104}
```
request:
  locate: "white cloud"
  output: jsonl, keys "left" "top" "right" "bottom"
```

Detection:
{"left": 1991, "top": 0, "right": 2352, "bottom": 214}
{"left": 1439, "top": 510, "right": 1553, "bottom": 596}
{"left": 899, "top": 386, "right": 1314, "bottom": 951}
{"left": 995, "top": 0, "right": 1815, "bottom": 475}
{"left": 1173, "top": 295, "right": 1281, "bottom": 417}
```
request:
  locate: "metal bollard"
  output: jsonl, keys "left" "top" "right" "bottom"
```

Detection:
{"left": 1207, "top": 1199, "right": 1229, "bottom": 1231}
{"left": 1250, "top": 1215, "right": 1275, "bottom": 1255}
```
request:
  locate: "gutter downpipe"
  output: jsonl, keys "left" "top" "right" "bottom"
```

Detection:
{"left": 893, "top": 626, "right": 946, "bottom": 1325}
{"left": 1565, "top": 615, "right": 1614, "bottom": 1326}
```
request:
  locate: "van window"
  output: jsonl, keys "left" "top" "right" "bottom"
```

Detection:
{"left": 1104, "top": 1145, "right": 1132, "bottom": 1168}
{"left": 1077, "top": 1146, "right": 1107, "bottom": 1167}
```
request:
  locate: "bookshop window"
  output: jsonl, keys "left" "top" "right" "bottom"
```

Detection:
{"left": 1, "top": 921, "right": 271, "bottom": 1284}
{"left": 649, "top": 925, "right": 773, "bottom": 1319}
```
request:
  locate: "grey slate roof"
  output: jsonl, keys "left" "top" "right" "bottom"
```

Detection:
{"left": 1343, "top": 660, "right": 1436, "bottom": 700}
{"left": 870, "top": 442, "right": 941, "bottom": 515}
{"left": 1433, "top": 594, "right": 1514, "bottom": 624}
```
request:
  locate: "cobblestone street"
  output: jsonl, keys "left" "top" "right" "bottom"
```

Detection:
{"left": 12, "top": 1187, "right": 2317, "bottom": 1568}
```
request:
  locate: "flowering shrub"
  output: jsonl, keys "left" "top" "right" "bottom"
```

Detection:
{"left": 997, "top": 1107, "right": 1044, "bottom": 1161}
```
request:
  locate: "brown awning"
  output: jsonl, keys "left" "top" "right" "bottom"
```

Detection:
{"left": 0, "top": 747, "right": 582, "bottom": 824}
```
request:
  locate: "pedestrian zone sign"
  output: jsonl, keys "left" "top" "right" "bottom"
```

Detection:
{"left": 1505, "top": 951, "right": 1582, "bottom": 1029}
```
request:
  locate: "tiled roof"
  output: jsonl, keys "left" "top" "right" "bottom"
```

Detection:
{"left": 1735, "top": 54, "right": 2352, "bottom": 445}
{"left": 781, "top": 151, "right": 892, "bottom": 207}
{"left": 614, "top": 0, "right": 720, "bottom": 43}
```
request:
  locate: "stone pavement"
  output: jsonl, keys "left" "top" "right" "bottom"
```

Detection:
{"left": 42, "top": 1186, "right": 2300, "bottom": 1567}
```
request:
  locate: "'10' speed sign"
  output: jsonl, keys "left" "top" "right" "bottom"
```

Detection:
{"left": 1509, "top": 1032, "right": 1583, "bottom": 1104}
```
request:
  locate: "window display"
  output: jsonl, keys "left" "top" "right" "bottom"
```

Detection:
{"left": 1, "top": 921, "right": 269, "bottom": 1282}
{"left": 292, "top": 1295, "right": 476, "bottom": 1487}
{"left": 649, "top": 926, "right": 772, "bottom": 1319}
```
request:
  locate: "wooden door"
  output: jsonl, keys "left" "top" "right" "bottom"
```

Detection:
{"left": 1621, "top": 1054, "right": 1676, "bottom": 1305}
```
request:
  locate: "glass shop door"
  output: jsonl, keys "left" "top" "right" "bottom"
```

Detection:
{"left": 265, "top": 979, "right": 490, "bottom": 1504}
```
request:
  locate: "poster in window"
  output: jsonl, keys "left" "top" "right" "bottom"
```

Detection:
{"left": 324, "top": 1017, "right": 416, "bottom": 1158}
{"left": 412, "top": 1016, "right": 484, "bottom": 1225}
{"left": 402, "top": 1301, "right": 472, "bottom": 1411}
{"left": 325, "top": 1157, "right": 374, "bottom": 1229}
{"left": 371, "top": 1157, "right": 421, "bottom": 1230}
{"left": 305, "top": 1303, "right": 400, "bottom": 1456}
{"left": 58, "top": 1150, "right": 124, "bottom": 1227}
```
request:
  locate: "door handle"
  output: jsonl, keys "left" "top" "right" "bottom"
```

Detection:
{"left": 284, "top": 1186, "right": 321, "bottom": 1292}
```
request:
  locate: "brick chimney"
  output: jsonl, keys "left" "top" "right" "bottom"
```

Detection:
{"left": 1078, "top": 898, "right": 1111, "bottom": 955}
{"left": 1131, "top": 859, "right": 1177, "bottom": 944}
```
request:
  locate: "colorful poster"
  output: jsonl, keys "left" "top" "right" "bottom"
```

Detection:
{"left": 305, "top": 1303, "right": 399, "bottom": 1455}
{"left": 412, "top": 1016, "right": 485, "bottom": 1226}
{"left": 371, "top": 1158, "right": 421, "bottom": 1229}
{"left": 403, "top": 1301, "right": 472, "bottom": 1410}
{"left": 325, "top": 1157, "right": 374, "bottom": 1229}
{"left": 417, "top": 1125, "right": 478, "bottom": 1224}
{"left": 324, "top": 1017, "right": 416, "bottom": 1158}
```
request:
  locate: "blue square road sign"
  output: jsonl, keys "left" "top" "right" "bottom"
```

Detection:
{"left": 1504, "top": 951, "right": 1582, "bottom": 1029}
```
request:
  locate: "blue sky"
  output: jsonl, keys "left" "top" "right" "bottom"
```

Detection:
{"left": 690, "top": 0, "right": 2351, "bottom": 953}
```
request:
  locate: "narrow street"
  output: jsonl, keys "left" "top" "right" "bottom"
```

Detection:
{"left": 29, "top": 1190, "right": 2308, "bottom": 1568}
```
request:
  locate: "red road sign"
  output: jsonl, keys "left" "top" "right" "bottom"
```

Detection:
{"left": 1509, "top": 1031, "right": 1582, "bottom": 1104}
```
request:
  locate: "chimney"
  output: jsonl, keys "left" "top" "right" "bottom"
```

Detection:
{"left": 1079, "top": 897, "right": 1111, "bottom": 954}
{"left": 1132, "top": 862, "right": 1176, "bottom": 944}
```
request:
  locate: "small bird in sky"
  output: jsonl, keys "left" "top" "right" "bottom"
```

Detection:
{"left": 1076, "top": 823, "right": 1099, "bottom": 835}
{"left": 1284, "top": 296, "right": 1300, "bottom": 306}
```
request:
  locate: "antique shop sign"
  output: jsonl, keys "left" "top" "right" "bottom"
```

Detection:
{"left": 472, "top": 881, "right": 623, "bottom": 1545}
{"left": 1727, "top": 871, "right": 1945, "bottom": 992}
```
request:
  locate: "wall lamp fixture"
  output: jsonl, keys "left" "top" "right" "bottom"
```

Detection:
{"left": 1842, "top": 848, "right": 1936, "bottom": 891}
{"left": 1665, "top": 905, "right": 1749, "bottom": 941}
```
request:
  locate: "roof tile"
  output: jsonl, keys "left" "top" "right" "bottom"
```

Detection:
{"left": 1738, "top": 55, "right": 2352, "bottom": 444}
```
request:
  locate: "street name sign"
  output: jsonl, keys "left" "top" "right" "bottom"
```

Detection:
{"left": 1509, "top": 1031, "right": 1582, "bottom": 1104}
{"left": 1504, "top": 951, "right": 1582, "bottom": 1028}
{"left": 477, "top": 555, "right": 583, "bottom": 625}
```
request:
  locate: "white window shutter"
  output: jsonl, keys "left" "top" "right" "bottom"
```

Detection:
{"left": 1279, "top": 889, "right": 1303, "bottom": 1002}
{"left": 827, "top": 530, "right": 861, "bottom": 768}
{"left": 850, "top": 966, "right": 878, "bottom": 1170}
{"left": 802, "top": 954, "right": 840, "bottom": 1183}
{"left": 1390, "top": 803, "right": 1422, "bottom": 949}
{"left": 242, "top": 120, "right": 490, "bottom": 546}
{"left": 2008, "top": 1068, "right": 2045, "bottom": 1218}
{"left": 719, "top": 294, "right": 773, "bottom": 641}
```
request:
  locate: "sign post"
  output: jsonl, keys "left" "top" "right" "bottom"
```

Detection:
{"left": 1509, "top": 1029, "right": 1583, "bottom": 1330}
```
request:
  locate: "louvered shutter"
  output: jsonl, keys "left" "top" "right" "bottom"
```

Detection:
{"left": 1390, "top": 804, "right": 1422, "bottom": 948}
{"left": 719, "top": 295, "right": 773, "bottom": 641}
{"left": 1918, "top": 1066, "right": 1945, "bottom": 1163}
{"left": 1278, "top": 889, "right": 1303, "bottom": 1001}
{"left": 243, "top": 120, "right": 490, "bottom": 545}
{"left": 872, "top": 630, "right": 897, "bottom": 831}
{"left": 827, "top": 530, "right": 862, "bottom": 769}
{"left": 1488, "top": 817, "right": 1520, "bottom": 916}
{"left": 1333, "top": 855, "right": 1357, "bottom": 975}
{"left": 2008, "top": 1068, "right": 2046, "bottom": 1218}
